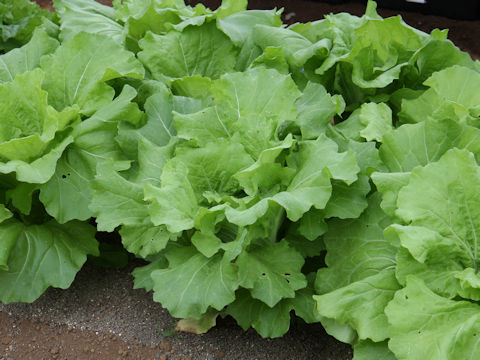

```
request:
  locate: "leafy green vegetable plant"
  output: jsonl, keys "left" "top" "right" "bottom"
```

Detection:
{"left": 1, "top": 1, "right": 480, "bottom": 358}
{"left": 0, "top": 0, "right": 55, "bottom": 53}
{"left": 0, "top": 1, "right": 143, "bottom": 303}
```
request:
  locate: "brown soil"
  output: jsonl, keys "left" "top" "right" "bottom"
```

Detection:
{"left": 3, "top": 2, "right": 479, "bottom": 360}
{"left": 0, "top": 312, "right": 159, "bottom": 360}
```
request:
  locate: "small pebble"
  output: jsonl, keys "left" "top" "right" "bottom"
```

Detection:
{"left": 285, "top": 12, "right": 296, "bottom": 21}
{"left": 159, "top": 341, "right": 172, "bottom": 352}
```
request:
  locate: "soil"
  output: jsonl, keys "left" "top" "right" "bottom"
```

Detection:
{"left": 2, "top": 1, "right": 479, "bottom": 359}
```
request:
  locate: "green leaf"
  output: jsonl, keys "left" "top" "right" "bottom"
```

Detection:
{"left": 115, "top": 0, "right": 211, "bottom": 42}
{"left": 41, "top": 32, "right": 144, "bottom": 115}
{"left": 335, "top": 109, "right": 364, "bottom": 141}
{"left": 391, "top": 245, "right": 462, "bottom": 300}
{"left": 410, "top": 39, "right": 477, "bottom": 85}
{"left": 54, "top": 0, "right": 124, "bottom": 44}
{"left": 331, "top": 135, "right": 385, "bottom": 175}
{"left": 381, "top": 118, "right": 480, "bottom": 173}
{"left": 276, "top": 135, "right": 359, "bottom": 221}
{"left": 175, "top": 100, "right": 279, "bottom": 159}
{"left": 336, "top": 102, "right": 393, "bottom": 142}
{"left": 138, "top": 22, "right": 237, "bottom": 80}
{"left": 392, "top": 149, "right": 480, "bottom": 296}
{"left": 117, "top": 85, "right": 174, "bottom": 158}
{"left": 314, "top": 194, "right": 398, "bottom": 342}
{"left": 234, "top": 135, "right": 295, "bottom": 196}
{"left": 250, "top": 46, "right": 290, "bottom": 74}
{"left": 358, "top": 102, "right": 393, "bottom": 142}
{"left": 0, "top": 204, "right": 12, "bottom": 223}
{"left": 226, "top": 289, "right": 292, "bottom": 338}
{"left": 0, "top": 135, "right": 73, "bottom": 184}
{"left": 454, "top": 268, "right": 480, "bottom": 301}
{"left": 211, "top": 67, "right": 301, "bottom": 123}
{"left": 424, "top": 65, "right": 480, "bottom": 118}
{"left": 292, "top": 135, "right": 360, "bottom": 186}
{"left": 317, "top": 194, "right": 394, "bottom": 294}
{"left": 353, "top": 340, "right": 396, "bottom": 360}
{"left": 400, "top": 66, "right": 480, "bottom": 124}
{"left": 289, "top": 274, "right": 322, "bottom": 324}
{"left": 145, "top": 161, "right": 198, "bottom": 233}
{"left": 174, "top": 106, "right": 235, "bottom": 147}
{"left": 170, "top": 75, "right": 212, "bottom": 100}
{"left": 324, "top": 175, "right": 370, "bottom": 219}
{"left": 305, "top": 11, "right": 364, "bottom": 76}
{"left": 371, "top": 172, "right": 411, "bottom": 218}
{"left": 226, "top": 135, "right": 359, "bottom": 225}
{"left": 0, "top": 69, "right": 76, "bottom": 183}
{"left": 0, "top": 69, "right": 73, "bottom": 161}
{"left": 151, "top": 247, "right": 239, "bottom": 318}
{"left": 217, "top": 9, "right": 282, "bottom": 47}
{"left": 91, "top": 162, "right": 150, "bottom": 232}
{"left": 146, "top": 141, "right": 253, "bottom": 232}
{"left": 134, "top": 137, "right": 174, "bottom": 186}
{"left": 295, "top": 82, "right": 345, "bottom": 139}
{"left": 374, "top": 118, "right": 480, "bottom": 219}
{"left": 226, "top": 278, "right": 319, "bottom": 338}
{"left": 252, "top": 24, "right": 331, "bottom": 68}
{"left": 319, "top": 316, "right": 357, "bottom": 344}
{"left": 215, "top": 0, "right": 247, "bottom": 19}
{"left": 132, "top": 254, "right": 168, "bottom": 292}
{"left": 39, "top": 85, "right": 142, "bottom": 223}
{"left": 38, "top": 146, "right": 94, "bottom": 223}
{"left": 0, "top": 216, "right": 19, "bottom": 271}
{"left": 191, "top": 231, "right": 223, "bottom": 258}
{"left": 296, "top": 209, "right": 328, "bottom": 242}
{"left": 0, "top": 29, "right": 58, "bottom": 83}
{"left": 119, "top": 224, "right": 173, "bottom": 258}
{"left": 386, "top": 276, "right": 480, "bottom": 360}
{"left": 236, "top": 240, "right": 307, "bottom": 307}
{"left": 398, "top": 88, "right": 439, "bottom": 125}
{"left": 345, "top": 15, "right": 425, "bottom": 88}
{"left": 235, "top": 35, "right": 262, "bottom": 72}
{"left": 315, "top": 269, "right": 399, "bottom": 342}
{"left": 0, "top": 219, "right": 98, "bottom": 303}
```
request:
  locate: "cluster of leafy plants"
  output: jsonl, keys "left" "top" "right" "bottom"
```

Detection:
{"left": 1, "top": 0, "right": 480, "bottom": 358}
{"left": 0, "top": 0, "right": 56, "bottom": 52}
